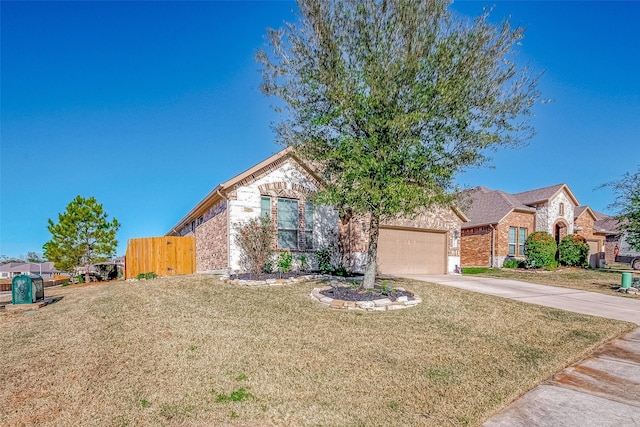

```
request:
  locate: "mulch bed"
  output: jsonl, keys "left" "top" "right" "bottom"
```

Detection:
{"left": 229, "top": 272, "right": 312, "bottom": 281}
{"left": 229, "top": 272, "right": 363, "bottom": 281}
{"left": 320, "top": 284, "right": 415, "bottom": 302}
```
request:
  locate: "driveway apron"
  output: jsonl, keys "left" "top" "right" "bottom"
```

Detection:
{"left": 404, "top": 274, "right": 640, "bottom": 427}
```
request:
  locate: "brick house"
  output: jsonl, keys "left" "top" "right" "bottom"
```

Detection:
{"left": 593, "top": 212, "right": 626, "bottom": 265}
{"left": 460, "top": 184, "right": 607, "bottom": 268}
{"left": 167, "top": 148, "right": 466, "bottom": 275}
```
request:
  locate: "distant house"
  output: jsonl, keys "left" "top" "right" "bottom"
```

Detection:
{"left": 0, "top": 262, "right": 60, "bottom": 280}
{"left": 460, "top": 184, "right": 607, "bottom": 268}
{"left": 166, "top": 148, "right": 467, "bottom": 275}
{"left": 594, "top": 213, "right": 640, "bottom": 268}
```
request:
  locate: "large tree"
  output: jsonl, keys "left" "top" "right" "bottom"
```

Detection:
{"left": 603, "top": 168, "right": 640, "bottom": 251}
{"left": 257, "top": 0, "right": 540, "bottom": 287}
{"left": 43, "top": 196, "right": 120, "bottom": 283}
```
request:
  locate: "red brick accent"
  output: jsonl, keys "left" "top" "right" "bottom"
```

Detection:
{"left": 195, "top": 207, "right": 228, "bottom": 271}
{"left": 575, "top": 211, "right": 605, "bottom": 253}
{"left": 461, "top": 211, "right": 535, "bottom": 267}
{"left": 604, "top": 236, "right": 620, "bottom": 265}
{"left": 461, "top": 226, "right": 492, "bottom": 266}
{"left": 495, "top": 212, "right": 535, "bottom": 259}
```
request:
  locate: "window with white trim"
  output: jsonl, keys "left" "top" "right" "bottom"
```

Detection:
{"left": 277, "top": 198, "right": 298, "bottom": 250}
{"left": 519, "top": 228, "right": 527, "bottom": 256}
{"left": 508, "top": 227, "right": 517, "bottom": 256}
{"left": 305, "top": 201, "right": 314, "bottom": 249}
{"left": 261, "top": 196, "right": 271, "bottom": 217}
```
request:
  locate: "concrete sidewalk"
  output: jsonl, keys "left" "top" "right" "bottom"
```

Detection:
{"left": 405, "top": 274, "right": 640, "bottom": 426}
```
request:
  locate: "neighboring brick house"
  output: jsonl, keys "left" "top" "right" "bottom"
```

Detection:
{"left": 167, "top": 148, "right": 466, "bottom": 275}
{"left": 593, "top": 212, "right": 624, "bottom": 265}
{"left": 573, "top": 206, "right": 609, "bottom": 267}
{"left": 460, "top": 183, "right": 606, "bottom": 268}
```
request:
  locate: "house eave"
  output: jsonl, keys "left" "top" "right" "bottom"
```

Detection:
{"left": 167, "top": 185, "right": 225, "bottom": 236}
{"left": 166, "top": 147, "right": 322, "bottom": 237}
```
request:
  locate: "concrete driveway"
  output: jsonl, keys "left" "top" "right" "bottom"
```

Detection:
{"left": 404, "top": 274, "right": 640, "bottom": 325}
{"left": 404, "top": 274, "right": 640, "bottom": 427}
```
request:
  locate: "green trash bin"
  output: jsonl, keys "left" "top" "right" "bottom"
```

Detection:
{"left": 11, "top": 274, "right": 44, "bottom": 304}
{"left": 621, "top": 272, "right": 632, "bottom": 289}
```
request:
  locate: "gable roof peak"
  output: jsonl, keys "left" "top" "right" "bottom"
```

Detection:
{"left": 514, "top": 183, "right": 579, "bottom": 206}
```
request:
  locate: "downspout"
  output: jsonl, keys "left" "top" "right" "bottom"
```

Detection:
{"left": 489, "top": 224, "right": 496, "bottom": 268}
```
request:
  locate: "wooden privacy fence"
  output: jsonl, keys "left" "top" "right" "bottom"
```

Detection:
{"left": 125, "top": 236, "right": 195, "bottom": 279}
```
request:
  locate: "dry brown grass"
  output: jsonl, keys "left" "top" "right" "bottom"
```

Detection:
{"left": 0, "top": 275, "right": 632, "bottom": 427}
{"left": 472, "top": 268, "right": 640, "bottom": 298}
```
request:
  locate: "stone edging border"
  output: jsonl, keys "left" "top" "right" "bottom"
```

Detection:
{"left": 216, "top": 274, "right": 422, "bottom": 311}
{"left": 219, "top": 274, "right": 356, "bottom": 287}
{"left": 310, "top": 285, "right": 422, "bottom": 311}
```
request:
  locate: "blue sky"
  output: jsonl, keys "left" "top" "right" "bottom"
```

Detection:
{"left": 1, "top": 1, "right": 638, "bottom": 258}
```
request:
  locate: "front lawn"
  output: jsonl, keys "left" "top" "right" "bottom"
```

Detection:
{"left": 0, "top": 275, "right": 632, "bottom": 426}
{"left": 469, "top": 267, "right": 639, "bottom": 298}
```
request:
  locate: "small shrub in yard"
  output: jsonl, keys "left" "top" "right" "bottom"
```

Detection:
{"left": 524, "top": 231, "right": 557, "bottom": 268}
{"left": 234, "top": 214, "right": 277, "bottom": 274}
{"left": 277, "top": 251, "right": 293, "bottom": 273}
{"left": 314, "top": 248, "right": 333, "bottom": 273}
{"left": 546, "top": 260, "right": 560, "bottom": 271}
{"left": 380, "top": 282, "right": 393, "bottom": 296}
{"left": 503, "top": 258, "right": 523, "bottom": 269}
{"left": 297, "top": 254, "right": 308, "bottom": 271}
{"left": 463, "top": 267, "right": 491, "bottom": 274}
{"left": 558, "top": 234, "right": 589, "bottom": 267}
{"left": 333, "top": 264, "right": 348, "bottom": 276}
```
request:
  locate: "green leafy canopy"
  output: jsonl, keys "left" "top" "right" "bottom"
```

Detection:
{"left": 43, "top": 196, "right": 120, "bottom": 273}
{"left": 603, "top": 168, "right": 640, "bottom": 251}
{"left": 257, "top": 0, "right": 541, "bottom": 286}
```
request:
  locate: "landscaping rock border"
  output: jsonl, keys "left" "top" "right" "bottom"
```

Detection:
{"left": 217, "top": 274, "right": 422, "bottom": 311}
{"left": 219, "top": 274, "right": 360, "bottom": 287}
{"left": 310, "top": 285, "right": 422, "bottom": 311}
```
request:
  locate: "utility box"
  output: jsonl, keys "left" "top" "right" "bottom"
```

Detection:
{"left": 11, "top": 274, "right": 44, "bottom": 304}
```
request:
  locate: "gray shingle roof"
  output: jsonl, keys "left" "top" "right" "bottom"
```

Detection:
{"left": 461, "top": 187, "right": 535, "bottom": 228}
{"left": 592, "top": 212, "right": 621, "bottom": 234}
{"left": 513, "top": 183, "right": 567, "bottom": 205}
{"left": 574, "top": 206, "right": 588, "bottom": 218}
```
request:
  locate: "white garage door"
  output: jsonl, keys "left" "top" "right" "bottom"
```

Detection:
{"left": 377, "top": 228, "right": 447, "bottom": 275}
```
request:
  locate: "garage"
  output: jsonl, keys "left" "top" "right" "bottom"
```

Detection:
{"left": 377, "top": 227, "right": 447, "bottom": 275}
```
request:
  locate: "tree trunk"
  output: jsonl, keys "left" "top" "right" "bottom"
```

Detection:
{"left": 363, "top": 212, "right": 380, "bottom": 289}
{"left": 85, "top": 243, "right": 91, "bottom": 284}
{"left": 85, "top": 262, "right": 91, "bottom": 284}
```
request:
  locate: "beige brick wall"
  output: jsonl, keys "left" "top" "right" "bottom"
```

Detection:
{"left": 195, "top": 208, "right": 228, "bottom": 272}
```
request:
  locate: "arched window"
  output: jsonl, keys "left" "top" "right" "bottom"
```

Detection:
{"left": 559, "top": 203, "right": 565, "bottom": 216}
